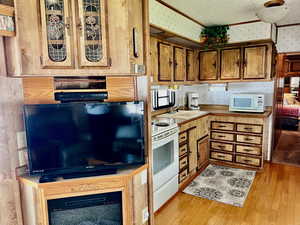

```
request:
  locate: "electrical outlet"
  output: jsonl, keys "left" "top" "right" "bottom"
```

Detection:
{"left": 17, "top": 131, "right": 27, "bottom": 149}
{"left": 142, "top": 207, "right": 149, "bottom": 223}
{"left": 18, "top": 150, "right": 27, "bottom": 166}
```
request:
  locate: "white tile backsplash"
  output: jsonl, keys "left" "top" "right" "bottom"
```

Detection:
{"left": 159, "top": 81, "right": 275, "bottom": 107}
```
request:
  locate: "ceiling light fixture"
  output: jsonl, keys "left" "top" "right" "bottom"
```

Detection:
{"left": 256, "top": 0, "right": 288, "bottom": 23}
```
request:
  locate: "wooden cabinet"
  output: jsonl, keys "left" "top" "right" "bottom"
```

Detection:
{"left": 19, "top": 166, "right": 149, "bottom": 225}
{"left": 158, "top": 42, "right": 173, "bottom": 81}
{"left": 5, "top": 0, "right": 147, "bottom": 76}
{"left": 197, "top": 42, "right": 274, "bottom": 82}
{"left": 174, "top": 47, "right": 186, "bottom": 81}
{"left": 197, "top": 137, "right": 209, "bottom": 169}
{"left": 220, "top": 48, "right": 241, "bottom": 80}
{"left": 178, "top": 116, "right": 209, "bottom": 187}
{"left": 150, "top": 37, "right": 197, "bottom": 84}
{"left": 243, "top": 46, "right": 267, "bottom": 79}
{"left": 186, "top": 49, "right": 195, "bottom": 81}
{"left": 199, "top": 50, "right": 218, "bottom": 80}
{"left": 209, "top": 115, "right": 267, "bottom": 170}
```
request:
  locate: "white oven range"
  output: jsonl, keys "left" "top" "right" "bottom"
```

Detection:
{"left": 152, "top": 119, "right": 179, "bottom": 212}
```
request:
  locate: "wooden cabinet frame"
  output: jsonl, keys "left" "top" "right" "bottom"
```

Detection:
{"left": 39, "top": 0, "right": 74, "bottom": 68}
{"left": 77, "top": 0, "right": 110, "bottom": 67}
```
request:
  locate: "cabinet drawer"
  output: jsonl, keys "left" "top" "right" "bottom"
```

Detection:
{"left": 237, "top": 124, "right": 263, "bottom": 134}
{"left": 211, "top": 132, "right": 234, "bottom": 142}
{"left": 236, "top": 134, "right": 262, "bottom": 145}
{"left": 210, "top": 141, "right": 234, "bottom": 152}
{"left": 211, "top": 122, "right": 234, "bottom": 131}
{"left": 236, "top": 145, "right": 262, "bottom": 155}
{"left": 179, "top": 132, "right": 187, "bottom": 143}
{"left": 179, "top": 169, "right": 188, "bottom": 183}
{"left": 236, "top": 155, "right": 261, "bottom": 167}
{"left": 179, "top": 144, "right": 188, "bottom": 157}
{"left": 179, "top": 156, "right": 188, "bottom": 171}
{"left": 210, "top": 151, "right": 233, "bottom": 162}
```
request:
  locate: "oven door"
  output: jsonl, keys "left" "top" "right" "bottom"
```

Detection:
{"left": 152, "top": 132, "right": 179, "bottom": 191}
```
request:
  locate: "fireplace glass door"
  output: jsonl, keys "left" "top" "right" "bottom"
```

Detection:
{"left": 48, "top": 192, "right": 123, "bottom": 225}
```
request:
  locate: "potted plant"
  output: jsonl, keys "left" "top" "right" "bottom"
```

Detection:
{"left": 200, "top": 25, "right": 230, "bottom": 48}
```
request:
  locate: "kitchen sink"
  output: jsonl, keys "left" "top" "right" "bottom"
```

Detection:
{"left": 158, "top": 110, "right": 209, "bottom": 120}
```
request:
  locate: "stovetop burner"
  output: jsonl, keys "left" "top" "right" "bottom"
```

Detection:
{"left": 155, "top": 122, "right": 170, "bottom": 127}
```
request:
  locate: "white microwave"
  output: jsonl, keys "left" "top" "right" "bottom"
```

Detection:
{"left": 229, "top": 94, "right": 265, "bottom": 113}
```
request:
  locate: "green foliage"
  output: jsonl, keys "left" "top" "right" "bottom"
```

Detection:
{"left": 200, "top": 25, "right": 230, "bottom": 49}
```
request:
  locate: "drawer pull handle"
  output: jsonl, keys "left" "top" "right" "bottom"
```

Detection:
{"left": 244, "top": 138, "right": 253, "bottom": 141}
{"left": 218, "top": 145, "right": 225, "bottom": 148}
{"left": 181, "top": 161, "right": 186, "bottom": 165}
{"left": 218, "top": 135, "right": 226, "bottom": 138}
{"left": 244, "top": 127, "right": 253, "bottom": 130}
{"left": 180, "top": 136, "right": 186, "bottom": 140}
{"left": 218, "top": 125, "right": 227, "bottom": 128}
{"left": 243, "top": 159, "right": 251, "bottom": 163}
{"left": 244, "top": 149, "right": 253, "bottom": 152}
{"left": 217, "top": 155, "right": 225, "bottom": 158}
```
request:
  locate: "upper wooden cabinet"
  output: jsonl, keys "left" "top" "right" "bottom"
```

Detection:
{"left": 150, "top": 37, "right": 197, "bottom": 84}
{"left": 220, "top": 48, "right": 241, "bottom": 80}
{"left": 186, "top": 49, "right": 195, "bottom": 81}
{"left": 198, "top": 42, "right": 275, "bottom": 82}
{"left": 158, "top": 42, "right": 172, "bottom": 81}
{"left": 5, "top": 0, "right": 147, "bottom": 76}
{"left": 173, "top": 46, "right": 186, "bottom": 81}
{"left": 199, "top": 50, "right": 218, "bottom": 80}
{"left": 244, "top": 46, "right": 267, "bottom": 79}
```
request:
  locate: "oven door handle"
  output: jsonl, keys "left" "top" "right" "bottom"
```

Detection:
{"left": 152, "top": 133, "right": 179, "bottom": 150}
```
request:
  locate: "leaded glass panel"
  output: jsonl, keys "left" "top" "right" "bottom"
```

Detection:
{"left": 45, "top": 0, "right": 67, "bottom": 62}
{"left": 83, "top": 0, "right": 103, "bottom": 62}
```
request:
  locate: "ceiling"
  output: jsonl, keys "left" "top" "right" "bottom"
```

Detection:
{"left": 159, "top": 0, "right": 300, "bottom": 26}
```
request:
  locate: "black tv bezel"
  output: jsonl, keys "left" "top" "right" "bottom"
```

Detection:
{"left": 23, "top": 101, "right": 146, "bottom": 177}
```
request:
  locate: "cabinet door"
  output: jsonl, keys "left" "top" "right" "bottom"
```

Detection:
{"left": 199, "top": 51, "right": 218, "bottom": 80}
{"left": 197, "top": 137, "right": 209, "bottom": 169}
{"left": 77, "top": 0, "right": 109, "bottom": 67}
{"left": 158, "top": 42, "right": 172, "bottom": 81}
{"left": 186, "top": 49, "right": 195, "bottom": 81}
{"left": 174, "top": 47, "right": 185, "bottom": 81}
{"left": 220, "top": 48, "right": 241, "bottom": 80}
{"left": 243, "top": 46, "right": 267, "bottom": 79}
{"left": 188, "top": 128, "right": 198, "bottom": 173}
{"left": 40, "top": 0, "right": 73, "bottom": 67}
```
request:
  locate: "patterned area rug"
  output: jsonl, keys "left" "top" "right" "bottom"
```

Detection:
{"left": 183, "top": 164, "right": 256, "bottom": 207}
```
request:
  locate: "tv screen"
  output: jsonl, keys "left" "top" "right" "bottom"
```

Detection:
{"left": 23, "top": 101, "right": 145, "bottom": 176}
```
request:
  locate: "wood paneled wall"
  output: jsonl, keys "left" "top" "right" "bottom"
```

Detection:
{"left": 0, "top": 77, "right": 24, "bottom": 225}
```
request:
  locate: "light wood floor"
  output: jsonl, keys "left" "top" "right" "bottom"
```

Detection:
{"left": 155, "top": 163, "right": 300, "bottom": 225}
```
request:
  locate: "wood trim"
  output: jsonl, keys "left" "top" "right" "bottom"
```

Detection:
{"left": 0, "top": 3, "right": 14, "bottom": 16}
{"left": 150, "top": 24, "right": 201, "bottom": 46}
{"left": 228, "top": 19, "right": 261, "bottom": 27}
{"left": 277, "top": 23, "right": 300, "bottom": 28}
{"left": 155, "top": 0, "right": 205, "bottom": 27}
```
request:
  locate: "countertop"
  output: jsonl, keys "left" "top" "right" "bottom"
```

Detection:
{"left": 156, "top": 105, "right": 272, "bottom": 126}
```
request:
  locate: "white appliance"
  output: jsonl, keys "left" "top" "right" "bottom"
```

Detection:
{"left": 152, "top": 119, "right": 179, "bottom": 212}
{"left": 151, "top": 89, "right": 176, "bottom": 110}
{"left": 187, "top": 92, "right": 200, "bottom": 110}
{"left": 229, "top": 93, "right": 265, "bottom": 113}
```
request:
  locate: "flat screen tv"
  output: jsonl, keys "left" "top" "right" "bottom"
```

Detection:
{"left": 23, "top": 101, "right": 145, "bottom": 178}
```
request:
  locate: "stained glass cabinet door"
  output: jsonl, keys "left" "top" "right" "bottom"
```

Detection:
{"left": 39, "top": 0, "right": 73, "bottom": 68}
{"left": 77, "top": 0, "right": 109, "bottom": 67}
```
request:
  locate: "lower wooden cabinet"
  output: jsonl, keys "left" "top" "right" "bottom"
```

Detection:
{"left": 209, "top": 116, "right": 267, "bottom": 170}
{"left": 19, "top": 166, "right": 149, "bottom": 225}
{"left": 178, "top": 116, "right": 209, "bottom": 186}
{"left": 197, "top": 136, "right": 209, "bottom": 169}
{"left": 210, "top": 151, "right": 233, "bottom": 162}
